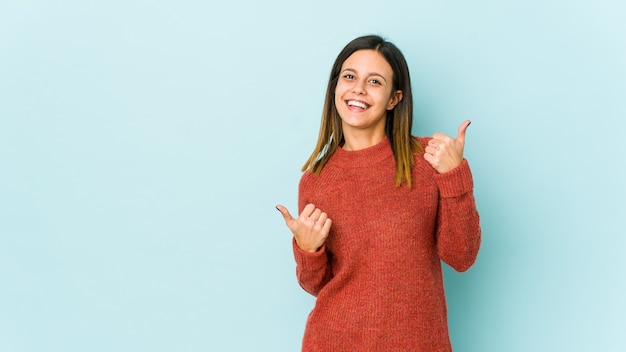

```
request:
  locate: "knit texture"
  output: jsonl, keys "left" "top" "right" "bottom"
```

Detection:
{"left": 293, "top": 137, "right": 481, "bottom": 352}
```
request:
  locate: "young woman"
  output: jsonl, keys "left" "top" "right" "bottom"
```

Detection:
{"left": 276, "top": 35, "right": 481, "bottom": 352}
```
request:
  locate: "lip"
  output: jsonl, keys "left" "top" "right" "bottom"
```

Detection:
{"left": 345, "top": 99, "right": 370, "bottom": 111}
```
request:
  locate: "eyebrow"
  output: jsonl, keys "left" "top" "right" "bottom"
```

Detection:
{"left": 341, "top": 68, "right": 388, "bottom": 83}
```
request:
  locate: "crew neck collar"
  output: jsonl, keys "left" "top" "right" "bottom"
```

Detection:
{"left": 329, "top": 137, "right": 393, "bottom": 168}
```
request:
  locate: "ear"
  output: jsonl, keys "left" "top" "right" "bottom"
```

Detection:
{"left": 387, "top": 90, "right": 403, "bottom": 110}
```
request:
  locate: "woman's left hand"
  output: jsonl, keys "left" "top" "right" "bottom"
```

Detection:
{"left": 424, "top": 120, "right": 470, "bottom": 174}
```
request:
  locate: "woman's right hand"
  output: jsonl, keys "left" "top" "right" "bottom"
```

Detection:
{"left": 276, "top": 203, "right": 332, "bottom": 253}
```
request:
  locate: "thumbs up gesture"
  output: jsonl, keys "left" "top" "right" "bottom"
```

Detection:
{"left": 424, "top": 120, "right": 471, "bottom": 174}
{"left": 276, "top": 203, "right": 332, "bottom": 253}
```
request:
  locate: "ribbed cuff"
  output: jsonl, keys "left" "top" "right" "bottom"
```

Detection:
{"left": 434, "top": 159, "right": 474, "bottom": 198}
{"left": 292, "top": 238, "right": 328, "bottom": 271}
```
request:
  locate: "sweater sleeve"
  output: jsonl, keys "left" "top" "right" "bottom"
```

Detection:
{"left": 292, "top": 172, "right": 333, "bottom": 296}
{"left": 433, "top": 159, "right": 481, "bottom": 272}
{"left": 292, "top": 239, "right": 333, "bottom": 296}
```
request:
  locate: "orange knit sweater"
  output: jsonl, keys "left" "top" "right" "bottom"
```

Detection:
{"left": 292, "top": 137, "right": 481, "bottom": 351}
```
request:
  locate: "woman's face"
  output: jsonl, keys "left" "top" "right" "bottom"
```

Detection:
{"left": 334, "top": 49, "right": 402, "bottom": 135}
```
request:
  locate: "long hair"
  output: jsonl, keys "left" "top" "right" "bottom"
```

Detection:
{"left": 302, "top": 35, "right": 422, "bottom": 187}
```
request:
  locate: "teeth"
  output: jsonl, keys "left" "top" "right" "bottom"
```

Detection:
{"left": 347, "top": 100, "right": 367, "bottom": 109}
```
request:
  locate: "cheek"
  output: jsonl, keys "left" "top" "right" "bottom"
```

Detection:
{"left": 333, "top": 84, "right": 341, "bottom": 98}
{"left": 334, "top": 87, "right": 344, "bottom": 105}
{"left": 334, "top": 80, "right": 351, "bottom": 95}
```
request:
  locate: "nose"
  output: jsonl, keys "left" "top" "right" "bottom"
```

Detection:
{"left": 352, "top": 79, "right": 366, "bottom": 95}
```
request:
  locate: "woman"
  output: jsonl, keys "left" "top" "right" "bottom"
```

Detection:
{"left": 276, "top": 35, "right": 481, "bottom": 352}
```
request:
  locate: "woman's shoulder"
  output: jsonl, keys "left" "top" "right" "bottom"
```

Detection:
{"left": 411, "top": 136, "right": 431, "bottom": 157}
{"left": 300, "top": 169, "right": 315, "bottom": 180}
{"left": 412, "top": 135, "right": 431, "bottom": 147}
{"left": 299, "top": 168, "right": 325, "bottom": 189}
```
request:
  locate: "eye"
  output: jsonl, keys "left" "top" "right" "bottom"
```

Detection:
{"left": 369, "top": 79, "right": 382, "bottom": 85}
{"left": 343, "top": 73, "right": 355, "bottom": 80}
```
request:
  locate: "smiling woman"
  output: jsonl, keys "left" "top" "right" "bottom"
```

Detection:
{"left": 334, "top": 49, "right": 403, "bottom": 149}
{"left": 300, "top": 35, "right": 421, "bottom": 188}
{"left": 276, "top": 35, "right": 481, "bottom": 352}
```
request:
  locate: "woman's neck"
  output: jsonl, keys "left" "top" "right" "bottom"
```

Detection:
{"left": 341, "top": 127, "right": 386, "bottom": 151}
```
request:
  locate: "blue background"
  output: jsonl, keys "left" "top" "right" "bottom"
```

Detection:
{"left": 1, "top": 0, "right": 624, "bottom": 351}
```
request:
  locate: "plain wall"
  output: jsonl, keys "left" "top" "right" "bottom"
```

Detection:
{"left": 1, "top": 0, "right": 624, "bottom": 351}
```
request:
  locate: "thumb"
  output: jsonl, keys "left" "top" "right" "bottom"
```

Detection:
{"left": 456, "top": 119, "right": 471, "bottom": 144}
{"left": 275, "top": 204, "right": 295, "bottom": 225}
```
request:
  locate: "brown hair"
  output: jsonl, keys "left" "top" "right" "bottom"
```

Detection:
{"left": 302, "top": 35, "right": 421, "bottom": 187}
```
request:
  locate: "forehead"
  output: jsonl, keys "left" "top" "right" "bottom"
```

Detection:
{"left": 341, "top": 49, "right": 393, "bottom": 77}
